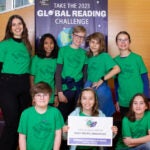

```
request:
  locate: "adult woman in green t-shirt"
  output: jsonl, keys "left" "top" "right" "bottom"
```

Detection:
{"left": 0, "top": 15, "right": 32, "bottom": 150}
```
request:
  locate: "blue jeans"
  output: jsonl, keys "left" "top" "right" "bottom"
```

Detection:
{"left": 84, "top": 81, "right": 115, "bottom": 116}
{"left": 130, "top": 142, "right": 150, "bottom": 150}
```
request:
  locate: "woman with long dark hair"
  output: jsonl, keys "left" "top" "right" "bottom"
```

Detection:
{"left": 0, "top": 14, "right": 32, "bottom": 150}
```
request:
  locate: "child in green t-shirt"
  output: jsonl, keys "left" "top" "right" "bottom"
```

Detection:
{"left": 116, "top": 93, "right": 150, "bottom": 150}
{"left": 84, "top": 32, "right": 120, "bottom": 117}
{"left": 114, "top": 31, "right": 149, "bottom": 118}
{"left": 30, "top": 33, "right": 59, "bottom": 106}
{"left": 56, "top": 25, "right": 87, "bottom": 121}
{"left": 18, "top": 82, "right": 64, "bottom": 150}
{"left": 63, "top": 87, "right": 118, "bottom": 150}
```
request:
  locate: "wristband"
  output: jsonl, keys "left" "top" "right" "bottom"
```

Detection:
{"left": 101, "top": 76, "right": 105, "bottom": 82}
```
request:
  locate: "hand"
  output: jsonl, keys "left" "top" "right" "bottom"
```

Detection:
{"left": 92, "top": 80, "right": 103, "bottom": 89}
{"left": 53, "top": 97, "right": 59, "bottom": 107}
{"left": 62, "top": 125, "right": 69, "bottom": 133}
{"left": 123, "top": 137, "right": 135, "bottom": 147}
{"left": 58, "top": 92, "right": 68, "bottom": 103}
{"left": 112, "top": 126, "right": 118, "bottom": 135}
{"left": 115, "top": 102, "right": 120, "bottom": 112}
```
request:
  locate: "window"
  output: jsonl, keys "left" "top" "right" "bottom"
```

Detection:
{"left": 0, "top": 0, "right": 34, "bottom": 12}
{"left": 14, "top": 0, "right": 34, "bottom": 8}
{"left": 0, "top": 0, "right": 5, "bottom": 11}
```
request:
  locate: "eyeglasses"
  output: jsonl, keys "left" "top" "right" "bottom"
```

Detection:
{"left": 73, "top": 33, "right": 86, "bottom": 40}
{"left": 35, "top": 93, "right": 49, "bottom": 98}
{"left": 117, "top": 39, "right": 129, "bottom": 42}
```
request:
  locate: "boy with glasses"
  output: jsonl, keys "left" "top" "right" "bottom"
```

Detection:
{"left": 18, "top": 82, "right": 64, "bottom": 150}
{"left": 56, "top": 25, "right": 87, "bottom": 122}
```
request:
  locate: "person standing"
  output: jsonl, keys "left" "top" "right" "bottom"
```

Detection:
{"left": 56, "top": 25, "right": 87, "bottom": 121}
{"left": 84, "top": 32, "right": 120, "bottom": 116}
{"left": 0, "top": 14, "right": 32, "bottom": 150}
{"left": 30, "top": 33, "right": 59, "bottom": 106}
{"left": 114, "top": 31, "right": 150, "bottom": 118}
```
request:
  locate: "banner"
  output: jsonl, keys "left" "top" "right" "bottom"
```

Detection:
{"left": 35, "top": 0, "right": 108, "bottom": 48}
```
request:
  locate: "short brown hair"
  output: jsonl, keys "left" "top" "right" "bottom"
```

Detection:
{"left": 30, "top": 82, "right": 52, "bottom": 98}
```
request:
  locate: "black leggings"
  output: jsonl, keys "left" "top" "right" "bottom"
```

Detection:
{"left": 0, "top": 73, "right": 31, "bottom": 150}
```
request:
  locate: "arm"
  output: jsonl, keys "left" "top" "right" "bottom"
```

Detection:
{"left": 92, "top": 65, "right": 120, "bottom": 89}
{"left": 122, "top": 116, "right": 150, "bottom": 147}
{"left": 82, "top": 64, "right": 88, "bottom": 84}
{"left": 55, "top": 64, "right": 67, "bottom": 103}
{"left": 30, "top": 75, "right": 34, "bottom": 88}
{"left": 53, "top": 87, "right": 59, "bottom": 107}
{"left": 141, "top": 73, "right": 150, "bottom": 98}
{"left": 19, "top": 133, "right": 26, "bottom": 150}
{"left": 62, "top": 125, "right": 69, "bottom": 133}
{"left": 112, "top": 126, "right": 118, "bottom": 138}
{"left": 114, "top": 76, "right": 120, "bottom": 112}
{"left": 53, "top": 129, "right": 62, "bottom": 150}
{"left": 55, "top": 64, "right": 63, "bottom": 92}
{"left": 123, "top": 131, "right": 150, "bottom": 147}
{"left": 101, "top": 65, "right": 120, "bottom": 81}
{"left": 54, "top": 95, "right": 59, "bottom": 107}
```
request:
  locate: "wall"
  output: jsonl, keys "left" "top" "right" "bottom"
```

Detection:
{"left": 0, "top": 5, "right": 35, "bottom": 50}
{"left": 0, "top": 1, "right": 150, "bottom": 75}
{"left": 108, "top": 0, "right": 150, "bottom": 76}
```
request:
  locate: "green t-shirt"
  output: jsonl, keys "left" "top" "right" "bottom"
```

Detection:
{"left": 116, "top": 111, "right": 150, "bottom": 150}
{"left": 114, "top": 52, "right": 147, "bottom": 107}
{"left": 0, "top": 38, "right": 30, "bottom": 74}
{"left": 18, "top": 106, "right": 64, "bottom": 150}
{"left": 57, "top": 45, "right": 87, "bottom": 90}
{"left": 30, "top": 55, "right": 57, "bottom": 103}
{"left": 87, "top": 52, "right": 117, "bottom": 82}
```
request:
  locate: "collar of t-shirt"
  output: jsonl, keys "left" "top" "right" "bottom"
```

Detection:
{"left": 12, "top": 37, "right": 22, "bottom": 43}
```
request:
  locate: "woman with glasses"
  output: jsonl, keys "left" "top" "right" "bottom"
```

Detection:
{"left": 114, "top": 31, "right": 150, "bottom": 118}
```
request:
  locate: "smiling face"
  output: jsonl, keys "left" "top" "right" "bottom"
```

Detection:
{"left": 71, "top": 32, "right": 86, "bottom": 48}
{"left": 132, "top": 96, "right": 148, "bottom": 118}
{"left": 44, "top": 37, "right": 54, "bottom": 56}
{"left": 33, "top": 92, "right": 50, "bottom": 108}
{"left": 11, "top": 18, "right": 23, "bottom": 39}
{"left": 116, "top": 33, "right": 130, "bottom": 51}
{"left": 80, "top": 90, "right": 95, "bottom": 114}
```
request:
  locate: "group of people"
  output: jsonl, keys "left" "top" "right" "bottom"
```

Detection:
{"left": 0, "top": 14, "right": 149, "bottom": 150}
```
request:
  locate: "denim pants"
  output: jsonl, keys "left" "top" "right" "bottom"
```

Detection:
{"left": 130, "top": 142, "right": 150, "bottom": 150}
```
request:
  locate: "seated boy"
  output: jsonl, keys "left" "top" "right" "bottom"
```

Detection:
{"left": 18, "top": 82, "right": 64, "bottom": 150}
